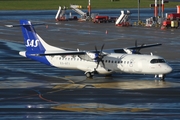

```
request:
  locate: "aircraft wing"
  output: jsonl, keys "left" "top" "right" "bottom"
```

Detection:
{"left": 34, "top": 51, "right": 94, "bottom": 61}
{"left": 126, "top": 43, "right": 162, "bottom": 50}
{"left": 103, "top": 43, "right": 162, "bottom": 54}
{"left": 30, "top": 43, "right": 161, "bottom": 56}
{"left": 33, "top": 51, "right": 86, "bottom": 56}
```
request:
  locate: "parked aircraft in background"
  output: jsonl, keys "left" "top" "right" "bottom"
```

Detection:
{"left": 6, "top": 20, "right": 172, "bottom": 80}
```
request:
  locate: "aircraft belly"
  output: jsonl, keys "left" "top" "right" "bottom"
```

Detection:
{"left": 105, "top": 63, "right": 115, "bottom": 71}
{"left": 77, "top": 62, "right": 96, "bottom": 72}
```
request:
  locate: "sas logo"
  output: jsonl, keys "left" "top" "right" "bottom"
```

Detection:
{"left": 26, "top": 39, "right": 39, "bottom": 47}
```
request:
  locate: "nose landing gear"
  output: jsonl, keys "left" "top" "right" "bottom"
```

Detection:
{"left": 155, "top": 74, "right": 166, "bottom": 81}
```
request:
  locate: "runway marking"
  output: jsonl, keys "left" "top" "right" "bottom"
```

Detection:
{"left": 52, "top": 80, "right": 180, "bottom": 90}
{"left": 0, "top": 94, "right": 38, "bottom": 102}
{"left": 52, "top": 103, "right": 150, "bottom": 113}
{"left": 38, "top": 94, "right": 59, "bottom": 104}
{"left": 53, "top": 84, "right": 85, "bottom": 89}
{"left": 32, "top": 89, "right": 59, "bottom": 104}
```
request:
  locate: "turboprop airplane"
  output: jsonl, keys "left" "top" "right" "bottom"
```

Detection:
{"left": 6, "top": 20, "right": 172, "bottom": 81}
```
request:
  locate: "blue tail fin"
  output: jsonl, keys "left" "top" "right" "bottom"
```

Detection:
{"left": 20, "top": 20, "right": 46, "bottom": 53}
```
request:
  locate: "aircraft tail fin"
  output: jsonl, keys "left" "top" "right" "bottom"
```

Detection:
{"left": 19, "top": 20, "right": 61, "bottom": 53}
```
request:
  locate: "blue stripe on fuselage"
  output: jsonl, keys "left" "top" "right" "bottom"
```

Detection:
{"left": 25, "top": 52, "right": 51, "bottom": 66}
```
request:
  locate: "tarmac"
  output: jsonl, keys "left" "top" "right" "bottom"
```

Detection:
{"left": 0, "top": 20, "right": 180, "bottom": 119}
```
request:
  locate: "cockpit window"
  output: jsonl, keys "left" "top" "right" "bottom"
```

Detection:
{"left": 150, "top": 59, "right": 166, "bottom": 64}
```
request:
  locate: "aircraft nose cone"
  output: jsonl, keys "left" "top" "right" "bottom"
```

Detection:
{"left": 167, "top": 66, "right": 173, "bottom": 73}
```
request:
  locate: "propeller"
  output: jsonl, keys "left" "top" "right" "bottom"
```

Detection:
{"left": 133, "top": 40, "right": 144, "bottom": 54}
{"left": 94, "top": 44, "right": 107, "bottom": 69}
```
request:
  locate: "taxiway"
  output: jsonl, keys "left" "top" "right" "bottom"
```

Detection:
{"left": 0, "top": 20, "right": 180, "bottom": 119}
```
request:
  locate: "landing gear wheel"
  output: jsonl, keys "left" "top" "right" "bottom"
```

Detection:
{"left": 86, "top": 72, "right": 93, "bottom": 78}
{"left": 160, "top": 75, "right": 166, "bottom": 81}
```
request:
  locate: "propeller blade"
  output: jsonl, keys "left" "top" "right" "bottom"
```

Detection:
{"left": 101, "top": 60, "right": 105, "bottom": 68}
{"left": 135, "top": 40, "right": 137, "bottom": 47}
{"left": 96, "top": 61, "right": 100, "bottom": 69}
{"left": 95, "top": 46, "right": 98, "bottom": 52}
{"left": 141, "top": 43, "right": 145, "bottom": 47}
{"left": 137, "top": 43, "right": 145, "bottom": 53}
{"left": 96, "top": 60, "right": 105, "bottom": 69}
{"left": 100, "top": 44, "right": 105, "bottom": 53}
{"left": 134, "top": 40, "right": 145, "bottom": 54}
{"left": 94, "top": 44, "right": 106, "bottom": 69}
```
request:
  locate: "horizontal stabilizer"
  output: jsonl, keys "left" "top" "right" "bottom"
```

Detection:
{"left": 5, "top": 22, "right": 45, "bottom": 28}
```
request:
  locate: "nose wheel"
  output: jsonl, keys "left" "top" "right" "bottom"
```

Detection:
{"left": 160, "top": 75, "right": 165, "bottom": 81}
{"left": 155, "top": 74, "right": 166, "bottom": 81}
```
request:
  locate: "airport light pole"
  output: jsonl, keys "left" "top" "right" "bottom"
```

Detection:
{"left": 159, "top": 0, "right": 161, "bottom": 17}
{"left": 138, "top": 0, "right": 140, "bottom": 24}
{"left": 162, "top": 0, "right": 164, "bottom": 19}
{"left": 88, "top": 0, "right": 91, "bottom": 19}
{"left": 155, "top": 0, "right": 158, "bottom": 17}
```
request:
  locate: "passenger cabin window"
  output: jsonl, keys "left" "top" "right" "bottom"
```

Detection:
{"left": 150, "top": 59, "right": 165, "bottom": 64}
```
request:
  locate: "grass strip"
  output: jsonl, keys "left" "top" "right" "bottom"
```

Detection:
{"left": 0, "top": 0, "right": 179, "bottom": 10}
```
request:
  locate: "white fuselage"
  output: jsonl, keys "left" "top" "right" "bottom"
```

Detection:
{"left": 44, "top": 53, "right": 172, "bottom": 75}
{"left": 16, "top": 19, "right": 172, "bottom": 80}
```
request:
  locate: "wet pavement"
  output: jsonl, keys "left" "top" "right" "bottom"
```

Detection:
{"left": 0, "top": 16, "right": 180, "bottom": 119}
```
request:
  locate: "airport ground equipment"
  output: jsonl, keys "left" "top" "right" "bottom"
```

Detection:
{"left": 55, "top": 6, "right": 67, "bottom": 21}
{"left": 115, "top": 10, "right": 131, "bottom": 27}
{"left": 70, "top": 5, "right": 88, "bottom": 21}
{"left": 161, "top": 5, "right": 180, "bottom": 29}
{"left": 92, "top": 15, "right": 116, "bottom": 23}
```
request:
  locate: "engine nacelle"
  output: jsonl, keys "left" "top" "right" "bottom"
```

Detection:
{"left": 86, "top": 52, "right": 97, "bottom": 61}
{"left": 123, "top": 48, "right": 133, "bottom": 54}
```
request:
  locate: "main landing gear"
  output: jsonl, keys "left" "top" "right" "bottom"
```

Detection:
{"left": 85, "top": 72, "right": 94, "bottom": 78}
